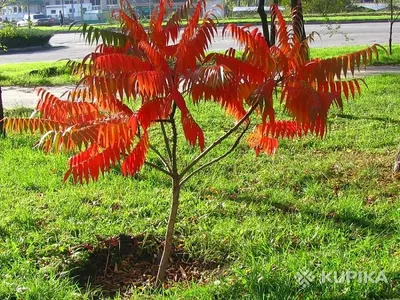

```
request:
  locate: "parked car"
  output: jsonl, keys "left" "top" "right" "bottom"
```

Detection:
{"left": 17, "top": 14, "right": 52, "bottom": 27}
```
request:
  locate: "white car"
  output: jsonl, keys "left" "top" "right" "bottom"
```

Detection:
{"left": 17, "top": 14, "right": 52, "bottom": 27}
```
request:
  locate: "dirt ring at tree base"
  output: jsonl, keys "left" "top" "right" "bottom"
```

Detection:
{"left": 68, "top": 234, "right": 221, "bottom": 297}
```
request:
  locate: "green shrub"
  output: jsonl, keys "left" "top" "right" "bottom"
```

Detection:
{"left": 0, "top": 25, "right": 53, "bottom": 49}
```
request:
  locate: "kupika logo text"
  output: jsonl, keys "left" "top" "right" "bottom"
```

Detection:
{"left": 295, "top": 269, "right": 388, "bottom": 288}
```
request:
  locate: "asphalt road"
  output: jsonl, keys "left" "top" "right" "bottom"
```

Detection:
{"left": 0, "top": 22, "right": 399, "bottom": 64}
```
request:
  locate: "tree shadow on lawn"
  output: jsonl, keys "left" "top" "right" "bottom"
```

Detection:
{"left": 214, "top": 270, "right": 400, "bottom": 300}
{"left": 63, "top": 197, "right": 398, "bottom": 298}
{"left": 334, "top": 113, "right": 400, "bottom": 124}
{"left": 229, "top": 195, "right": 398, "bottom": 236}
{"left": 68, "top": 233, "right": 221, "bottom": 298}
{"left": 0, "top": 45, "right": 68, "bottom": 56}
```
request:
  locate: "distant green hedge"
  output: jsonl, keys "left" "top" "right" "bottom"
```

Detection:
{"left": 0, "top": 25, "right": 53, "bottom": 49}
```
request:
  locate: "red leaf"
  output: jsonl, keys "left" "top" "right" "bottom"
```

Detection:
{"left": 171, "top": 89, "right": 205, "bottom": 150}
{"left": 122, "top": 132, "right": 149, "bottom": 177}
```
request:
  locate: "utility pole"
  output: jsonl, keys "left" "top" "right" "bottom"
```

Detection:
{"left": 27, "top": 0, "right": 31, "bottom": 29}
{"left": 148, "top": 0, "right": 151, "bottom": 18}
{"left": 61, "top": 0, "right": 64, "bottom": 20}
{"left": 80, "top": 0, "right": 83, "bottom": 22}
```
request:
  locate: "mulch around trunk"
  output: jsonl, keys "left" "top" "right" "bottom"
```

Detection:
{"left": 69, "top": 234, "right": 220, "bottom": 297}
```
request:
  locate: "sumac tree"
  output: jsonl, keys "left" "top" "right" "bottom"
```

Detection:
{"left": 4, "top": 0, "right": 383, "bottom": 286}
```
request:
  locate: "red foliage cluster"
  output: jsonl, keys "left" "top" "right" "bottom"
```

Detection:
{"left": 5, "top": 0, "right": 383, "bottom": 183}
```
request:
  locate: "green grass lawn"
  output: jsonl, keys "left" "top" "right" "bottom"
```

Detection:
{"left": 0, "top": 73, "right": 399, "bottom": 299}
{"left": 0, "top": 61, "right": 77, "bottom": 87}
{"left": 0, "top": 44, "right": 398, "bottom": 88}
{"left": 311, "top": 44, "right": 400, "bottom": 65}
{"left": 218, "top": 14, "right": 394, "bottom": 25}
{"left": 32, "top": 12, "right": 395, "bottom": 34}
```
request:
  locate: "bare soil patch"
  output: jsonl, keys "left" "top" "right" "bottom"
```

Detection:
{"left": 69, "top": 234, "right": 220, "bottom": 297}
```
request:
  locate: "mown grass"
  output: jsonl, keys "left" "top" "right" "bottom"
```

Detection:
{"left": 0, "top": 61, "right": 77, "bottom": 87}
{"left": 33, "top": 12, "right": 395, "bottom": 34}
{"left": 0, "top": 44, "right": 398, "bottom": 88}
{"left": 216, "top": 14, "right": 394, "bottom": 26}
{"left": 311, "top": 44, "right": 400, "bottom": 65}
{"left": 0, "top": 74, "right": 399, "bottom": 299}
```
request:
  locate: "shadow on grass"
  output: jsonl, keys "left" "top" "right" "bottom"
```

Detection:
{"left": 0, "top": 225, "right": 9, "bottom": 240}
{"left": 0, "top": 45, "right": 68, "bottom": 56}
{"left": 335, "top": 113, "right": 400, "bottom": 124}
{"left": 230, "top": 195, "right": 398, "bottom": 235}
{"left": 213, "top": 270, "right": 400, "bottom": 299}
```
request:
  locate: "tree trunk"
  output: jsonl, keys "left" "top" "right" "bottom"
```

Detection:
{"left": 270, "top": 0, "right": 278, "bottom": 46}
{"left": 156, "top": 113, "right": 179, "bottom": 286}
{"left": 291, "top": 0, "right": 306, "bottom": 42}
{"left": 258, "top": 0, "right": 270, "bottom": 46}
{"left": 394, "top": 145, "right": 400, "bottom": 177}
{"left": 390, "top": 22, "right": 394, "bottom": 55}
{"left": 0, "top": 87, "right": 4, "bottom": 138}
{"left": 156, "top": 178, "right": 180, "bottom": 285}
{"left": 390, "top": 0, "right": 394, "bottom": 55}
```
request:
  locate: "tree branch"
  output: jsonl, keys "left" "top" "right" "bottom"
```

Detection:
{"left": 180, "top": 103, "right": 258, "bottom": 179}
{"left": 154, "top": 119, "right": 172, "bottom": 123}
{"left": 170, "top": 103, "right": 177, "bottom": 120}
{"left": 145, "top": 161, "right": 173, "bottom": 177}
{"left": 394, "top": 10, "right": 400, "bottom": 21}
{"left": 160, "top": 122, "right": 173, "bottom": 163}
{"left": 171, "top": 114, "right": 178, "bottom": 177}
{"left": 180, "top": 121, "right": 250, "bottom": 186}
{"left": 149, "top": 144, "right": 172, "bottom": 173}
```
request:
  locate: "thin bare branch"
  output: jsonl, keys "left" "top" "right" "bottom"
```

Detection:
{"left": 180, "top": 121, "right": 250, "bottom": 186}
{"left": 171, "top": 114, "right": 179, "bottom": 176}
{"left": 170, "top": 103, "right": 177, "bottom": 120}
{"left": 394, "top": 10, "right": 400, "bottom": 21}
{"left": 149, "top": 144, "right": 172, "bottom": 172}
{"left": 161, "top": 122, "right": 173, "bottom": 162}
{"left": 154, "top": 119, "right": 172, "bottom": 123}
{"left": 0, "top": 0, "right": 16, "bottom": 10}
{"left": 180, "top": 103, "right": 258, "bottom": 179}
{"left": 145, "top": 161, "right": 173, "bottom": 177}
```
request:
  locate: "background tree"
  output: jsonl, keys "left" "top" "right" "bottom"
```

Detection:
{"left": 301, "top": 0, "right": 351, "bottom": 14}
{"left": 0, "top": 0, "right": 16, "bottom": 10}
{"left": 257, "top": 0, "right": 280, "bottom": 46}
{"left": 291, "top": 0, "right": 306, "bottom": 41}
{"left": 385, "top": 0, "right": 400, "bottom": 174}
{"left": 5, "top": 0, "right": 382, "bottom": 287}
{"left": 267, "top": 0, "right": 351, "bottom": 14}
{"left": 223, "top": 0, "right": 237, "bottom": 16}
{"left": 258, "top": 0, "right": 305, "bottom": 46}
{"left": 258, "top": 0, "right": 271, "bottom": 45}
{"left": 388, "top": 0, "right": 400, "bottom": 54}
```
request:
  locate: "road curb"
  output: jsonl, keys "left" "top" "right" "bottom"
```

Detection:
{"left": 0, "top": 44, "right": 52, "bottom": 55}
{"left": 3, "top": 66, "right": 400, "bottom": 109}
